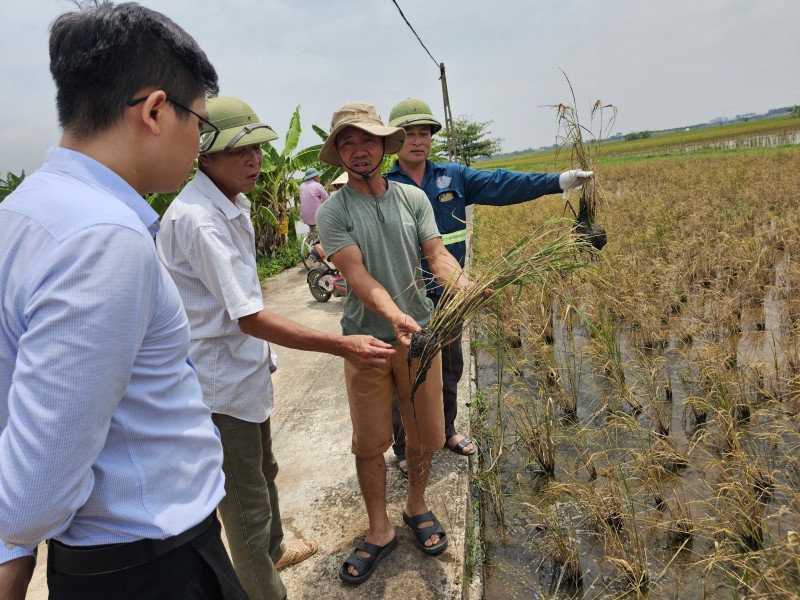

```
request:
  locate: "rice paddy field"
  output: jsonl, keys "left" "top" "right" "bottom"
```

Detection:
{"left": 468, "top": 119, "right": 800, "bottom": 599}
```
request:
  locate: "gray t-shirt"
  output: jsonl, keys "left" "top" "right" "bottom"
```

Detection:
{"left": 316, "top": 179, "right": 440, "bottom": 343}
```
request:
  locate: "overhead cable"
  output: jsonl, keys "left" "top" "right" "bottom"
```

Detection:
{"left": 390, "top": 0, "right": 440, "bottom": 69}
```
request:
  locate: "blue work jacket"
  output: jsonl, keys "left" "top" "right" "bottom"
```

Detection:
{"left": 385, "top": 159, "right": 561, "bottom": 294}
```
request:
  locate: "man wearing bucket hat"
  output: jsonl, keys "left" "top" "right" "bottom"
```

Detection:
{"left": 316, "top": 102, "right": 483, "bottom": 584}
{"left": 157, "top": 96, "right": 395, "bottom": 600}
{"left": 299, "top": 167, "right": 329, "bottom": 231}
{"left": 385, "top": 98, "right": 593, "bottom": 473}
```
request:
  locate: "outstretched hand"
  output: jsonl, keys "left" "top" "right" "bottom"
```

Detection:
{"left": 559, "top": 169, "right": 593, "bottom": 190}
{"left": 340, "top": 335, "right": 395, "bottom": 370}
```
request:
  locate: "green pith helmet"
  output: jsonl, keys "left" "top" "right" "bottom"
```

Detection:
{"left": 201, "top": 96, "right": 278, "bottom": 154}
{"left": 388, "top": 98, "right": 442, "bottom": 134}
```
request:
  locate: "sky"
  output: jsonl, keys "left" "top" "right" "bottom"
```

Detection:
{"left": 1, "top": 0, "right": 798, "bottom": 175}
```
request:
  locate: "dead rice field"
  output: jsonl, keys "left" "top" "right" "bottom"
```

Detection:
{"left": 470, "top": 145, "right": 800, "bottom": 599}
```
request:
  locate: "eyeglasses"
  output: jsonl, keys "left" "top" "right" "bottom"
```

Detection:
{"left": 223, "top": 123, "right": 275, "bottom": 152}
{"left": 126, "top": 95, "right": 220, "bottom": 153}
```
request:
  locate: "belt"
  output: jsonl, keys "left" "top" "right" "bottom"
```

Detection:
{"left": 48, "top": 513, "right": 215, "bottom": 576}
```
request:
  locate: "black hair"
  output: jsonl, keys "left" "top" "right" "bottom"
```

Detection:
{"left": 49, "top": 1, "right": 219, "bottom": 138}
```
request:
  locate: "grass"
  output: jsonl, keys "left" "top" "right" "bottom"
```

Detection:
{"left": 256, "top": 236, "right": 302, "bottom": 279}
{"left": 408, "top": 219, "right": 591, "bottom": 400}
{"left": 548, "top": 74, "right": 616, "bottom": 251}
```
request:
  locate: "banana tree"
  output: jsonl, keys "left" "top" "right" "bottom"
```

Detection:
{"left": 250, "top": 106, "right": 338, "bottom": 254}
{"left": 0, "top": 170, "right": 26, "bottom": 203}
{"left": 298, "top": 125, "right": 344, "bottom": 185}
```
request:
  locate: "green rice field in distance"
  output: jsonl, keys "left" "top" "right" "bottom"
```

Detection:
{"left": 475, "top": 115, "right": 800, "bottom": 172}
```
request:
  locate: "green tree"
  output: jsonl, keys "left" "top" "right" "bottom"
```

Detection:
{"left": 791, "top": 105, "right": 800, "bottom": 118}
{"left": 624, "top": 130, "right": 652, "bottom": 141}
{"left": 431, "top": 115, "right": 503, "bottom": 166}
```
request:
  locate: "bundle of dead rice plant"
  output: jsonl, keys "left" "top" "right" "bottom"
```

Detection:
{"left": 550, "top": 70, "right": 617, "bottom": 251}
{"left": 408, "top": 218, "right": 591, "bottom": 398}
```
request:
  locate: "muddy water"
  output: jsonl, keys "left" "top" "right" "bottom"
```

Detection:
{"left": 475, "top": 259, "right": 800, "bottom": 598}
{"left": 680, "top": 131, "right": 800, "bottom": 153}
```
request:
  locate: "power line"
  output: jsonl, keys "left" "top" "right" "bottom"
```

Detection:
{"left": 389, "top": 0, "right": 456, "bottom": 161}
{"left": 390, "top": 0, "right": 439, "bottom": 69}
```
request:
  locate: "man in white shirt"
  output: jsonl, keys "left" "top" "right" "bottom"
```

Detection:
{"left": 157, "top": 95, "right": 394, "bottom": 600}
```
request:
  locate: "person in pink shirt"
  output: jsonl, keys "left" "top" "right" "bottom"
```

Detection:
{"left": 299, "top": 167, "right": 329, "bottom": 231}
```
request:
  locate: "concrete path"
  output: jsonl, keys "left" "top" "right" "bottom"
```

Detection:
{"left": 23, "top": 262, "right": 474, "bottom": 599}
{"left": 263, "top": 263, "right": 473, "bottom": 599}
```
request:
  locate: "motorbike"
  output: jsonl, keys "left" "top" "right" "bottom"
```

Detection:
{"left": 306, "top": 242, "right": 347, "bottom": 302}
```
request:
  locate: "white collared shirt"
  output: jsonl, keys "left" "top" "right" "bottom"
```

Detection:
{"left": 157, "top": 170, "right": 275, "bottom": 422}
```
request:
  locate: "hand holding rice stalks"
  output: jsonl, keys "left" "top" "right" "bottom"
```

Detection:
{"left": 551, "top": 71, "right": 617, "bottom": 251}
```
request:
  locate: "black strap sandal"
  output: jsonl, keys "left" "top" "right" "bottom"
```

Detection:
{"left": 403, "top": 510, "right": 448, "bottom": 556}
{"left": 445, "top": 435, "right": 477, "bottom": 456}
{"left": 396, "top": 455, "right": 409, "bottom": 479}
{"left": 338, "top": 536, "right": 398, "bottom": 585}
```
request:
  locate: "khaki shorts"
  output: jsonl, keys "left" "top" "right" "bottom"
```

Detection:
{"left": 344, "top": 343, "right": 444, "bottom": 458}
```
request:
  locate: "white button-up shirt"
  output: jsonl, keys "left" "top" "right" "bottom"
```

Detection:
{"left": 157, "top": 170, "right": 275, "bottom": 423}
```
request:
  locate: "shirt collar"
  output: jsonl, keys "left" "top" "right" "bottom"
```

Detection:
{"left": 193, "top": 169, "right": 250, "bottom": 220}
{"left": 387, "top": 159, "right": 403, "bottom": 175}
{"left": 388, "top": 158, "right": 441, "bottom": 183}
{"left": 44, "top": 147, "right": 161, "bottom": 234}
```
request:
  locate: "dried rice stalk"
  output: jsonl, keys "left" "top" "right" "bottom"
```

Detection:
{"left": 550, "top": 70, "right": 617, "bottom": 251}
{"left": 408, "top": 218, "right": 591, "bottom": 398}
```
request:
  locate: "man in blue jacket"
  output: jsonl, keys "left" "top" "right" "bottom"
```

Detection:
{"left": 385, "top": 98, "right": 592, "bottom": 475}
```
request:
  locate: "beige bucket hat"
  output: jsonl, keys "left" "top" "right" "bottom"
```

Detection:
{"left": 318, "top": 101, "right": 406, "bottom": 167}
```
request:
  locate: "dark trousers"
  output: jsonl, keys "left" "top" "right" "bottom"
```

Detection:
{"left": 212, "top": 413, "right": 285, "bottom": 600}
{"left": 392, "top": 294, "right": 464, "bottom": 457}
{"left": 47, "top": 516, "right": 247, "bottom": 600}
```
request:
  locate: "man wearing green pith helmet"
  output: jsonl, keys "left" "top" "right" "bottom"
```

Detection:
{"left": 385, "top": 98, "right": 593, "bottom": 476}
{"left": 156, "top": 96, "right": 394, "bottom": 600}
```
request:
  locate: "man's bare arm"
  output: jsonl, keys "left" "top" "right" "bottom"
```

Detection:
{"left": 0, "top": 556, "right": 35, "bottom": 600}
{"left": 238, "top": 307, "right": 394, "bottom": 370}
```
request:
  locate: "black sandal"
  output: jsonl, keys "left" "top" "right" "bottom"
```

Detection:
{"left": 338, "top": 536, "right": 398, "bottom": 585}
{"left": 396, "top": 455, "right": 408, "bottom": 479}
{"left": 403, "top": 510, "right": 448, "bottom": 556}
{"left": 445, "top": 435, "right": 477, "bottom": 456}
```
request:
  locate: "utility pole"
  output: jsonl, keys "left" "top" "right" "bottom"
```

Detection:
{"left": 439, "top": 63, "right": 456, "bottom": 162}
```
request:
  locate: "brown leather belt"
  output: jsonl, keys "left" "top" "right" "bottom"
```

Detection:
{"left": 48, "top": 513, "right": 215, "bottom": 576}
